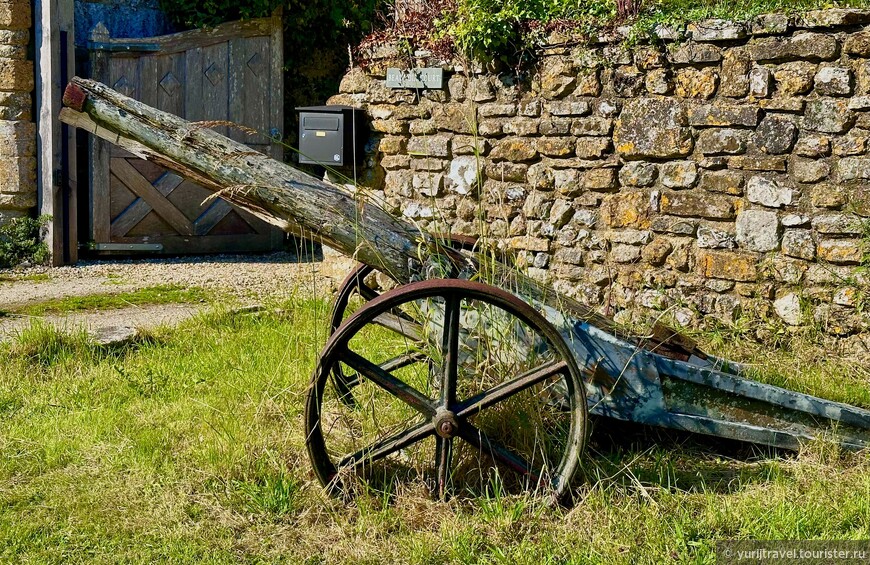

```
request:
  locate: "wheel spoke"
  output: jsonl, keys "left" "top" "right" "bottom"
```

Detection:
{"left": 434, "top": 436, "right": 453, "bottom": 500}
{"left": 338, "top": 420, "right": 435, "bottom": 470}
{"left": 457, "top": 422, "right": 542, "bottom": 484}
{"left": 341, "top": 348, "right": 436, "bottom": 417}
{"left": 455, "top": 360, "right": 568, "bottom": 417}
{"left": 440, "top": 292, "right": 461, "bottom": 407}
{"left": 355, "top": 281, "right": 379, "bottom": 301}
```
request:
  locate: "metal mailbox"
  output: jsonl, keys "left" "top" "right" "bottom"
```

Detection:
{"left": 296, "top": 105, "right": 368, "bottom": 167}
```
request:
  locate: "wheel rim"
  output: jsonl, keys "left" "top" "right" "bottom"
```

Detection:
{"left": 306, "top": 279, "right": 587, "bottom": 502}
{"left": 326, "top": 237, "right": 506, "bottom": 406}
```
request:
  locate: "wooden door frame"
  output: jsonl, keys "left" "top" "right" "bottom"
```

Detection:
{"left": 34, "top": 0, "right": 78, "bottom": 265}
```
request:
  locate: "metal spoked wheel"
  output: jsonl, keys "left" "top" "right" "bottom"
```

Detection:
{"left": 327, "top": 236, "right": 504, "bottom": 405}
{"left": 305, "top": 279, "right": 587, "bottom": 503}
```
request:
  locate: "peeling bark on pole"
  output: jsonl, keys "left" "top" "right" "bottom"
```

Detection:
{"left": 60, "top": 76, "right": 429, "bottom": 283}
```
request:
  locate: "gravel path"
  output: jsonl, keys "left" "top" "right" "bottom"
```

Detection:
{"left": 0, "top": 251, "right": 346, "bottom": 342}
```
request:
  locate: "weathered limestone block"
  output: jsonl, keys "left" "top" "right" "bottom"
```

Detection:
{"left": 538, "top": 118, "right": 571, "bottom": 136}
{"left": 502, "top": 118, "right": 538, "bottom": 136}
{"left": 0, "top": 153, "right": 35, "bottom": 193}
{"left": 446, "top": 156, "right": 480, "bottom": 196}
{"left": 687, "top": 104, "right": 759, "bottom": 127}
{"left": 811, "top": 183, "right": 846, "bottom": 208}
{"left": 837, "top": 157, "right": 870, "bottom": 180}
{"left": 614, "top": 98, "right": 693, "bottom": 158}
{"left": 799, "top": 8, "right": 870, "bottom": 28}
{"left": 688, "top": 19, "right": 747, "bottom": 42}
{"left": 0, "top": 120, "right": 34, "bottom": 158}
{"left": 719, "top": 50, "right": 751, "bottom": 97}
{"left": 546, "top": 100, "right": 591, "bottom": 117}
{"left": 773, "top": 61, "right": 817, "bottom": 95}
{"left": 845, "top": 31, "right": 870, "bottom": 56}
{"left": 406, "top": 134, "right": 451, "bottom": 158}
{"left": 696, "top": 128, "right": 749, "bottom": 155}
{"left": 575, "top": 69, "right": 602, "bottom": 97}
{"left": 536, "top": 57, "right": 576, "bottom": 100}
{"left": 817, "top": 239, "right": 863, "bottom": 264}
{"left": 816, "top": 66, "right": 853, "bottom": 97}
{"left": 699, "top": 170, "right": 744, "bottom": 195}
{"left": 660, "top": 192, "right": 735, "bottom": 219}
{"left": 659, "top": 161, "right": 698, "bottom": 189}
{"left": 574, "top": 137, "right": 611, "bottom": 159}
{"left": 0, "top": 58, "right": 33, "bottom": 92}
{"left": 696, "top": 250, "right": 759, "bottom": 281}
{"left": 781, "top": 230, "right": 816, "bottom": 260}
{"left": 652, "top": 216, "right": 697, "bottom": 235}
{"left": 378, "top": 136, "right": 407, "bottom": 155}
{"left": 736, "top": 209, "right": 780, "bottom": 252}
{"left": 645, "top": 69, "right": 672, "bottom": 95}
{"left": 411, "top": 157, "right": 447, "bottom": 172}
{"left": 0, "top": 191, "right": 36, "bottom": 210}
{"left": 754, "top": 116, "right": 797, "bottom": 154}
{"left": 0, "top": 0, "right": 31, "bottom": 30}
{"left": 612, "top": 68, "right": 645, "bottom": 97}
{"left": 794, "top": 134, "right": 831, "bottom": 157}
{"left": 833, "top": 132, "right": 869, "bottom": 156}
{"left": 642, "top": 237, "right": 674, "bottom": 266}
{"left": 571, "top": 117, "right": 612, "bottom": 136}
{"left": 601, "top": 191, "right": 652, "bottom": 228}
{"left": 803, "top": 99, "right": 855, "bottom": 133}
{"left": 813, "top": 214, "right": 864, "bottom": 235}
{"left": 675, "top": 67, "right": 719, "bottom": 99}
{"left": 451, "top": 136, "right": 487, "bottom": 156}
{"left": 791, "top": 157, "right": 829, "bottom": 183}
{"left": 749, "top": 66, "right": 772, "bottom": 97}
{"left": 669, "top": 43, "right": 722, "bottom": 64}
{"left": 478, "top": 103, "right": 517, "bottom": 118}
{"left": 619, "top": 162, "right": 658, "bottom": 187}
{"left": 751, "top": 14, "right": 790, "bottom": 36}
{"left": 485, "top": 162, "right": 528, "bottom": 183}
{"left": 747, "top": 176, "right": 793, "bottom": 208}
{"left": 371, "top": 119, "right": 409, "bottom": 135}
{"left": 0, "top": 29, "right": 28, "bottom": 46}
{"left": 746, "top": 32, "right": 839, "bottom": 62}
{"left": 522, "top": 191, "right": 554, "bottom": 219}
{"left": 468, "top": 77, "right": 496, "bottom": 103}
{"left": 583, "top": 168, "right": 618, "bottom": 192}
{"left": 412, "top": 172, "right": 444, "bottom": 197}
{"left": 535, "top": 137, "right": 574, "bottom": 157}
{"left": 697, "top": 224, "right": 736, "bottom": 249}
{"left": 339, "top": 68, "right": 370, "bottom": 93}
{"left": 489, "top": 139, "right": 538, "bottom": 162}
{"left": 380, "top": 155, "right": 410, "bottom": 170}
{"left": 527, "top": 163, "right": 555, "bottom": 191}
{"left": 773, "top": 293, "right": 802, "bottom": 326}
{"left": 432, "top": 103, "right": 476, "bottom": 134}
{"left": 409, "top": 119, "right": 437, "bottom": 135}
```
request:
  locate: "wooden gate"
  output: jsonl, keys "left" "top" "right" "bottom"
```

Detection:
{"left": 88, "top": 14, "right": 284, "bottom": 254}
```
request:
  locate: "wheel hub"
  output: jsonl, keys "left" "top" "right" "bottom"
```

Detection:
{"left": 433, "top": 408, "right": 460, "bottom": 439}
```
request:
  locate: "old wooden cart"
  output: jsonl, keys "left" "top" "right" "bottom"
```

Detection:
{"left": 61, "top": 78, "right": 870, "bottom": 503}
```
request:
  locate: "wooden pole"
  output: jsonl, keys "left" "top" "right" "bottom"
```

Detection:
{"left": 60, "top": 76, "right": 430, "bottom": 283}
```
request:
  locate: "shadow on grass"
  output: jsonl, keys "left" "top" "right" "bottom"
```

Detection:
{"left": 582, "top": 416, "right": 792, "bottom": 496}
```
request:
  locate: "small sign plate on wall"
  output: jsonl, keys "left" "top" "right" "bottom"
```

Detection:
{"left": 386, "top": 67, "right": 444, "bottom": 89}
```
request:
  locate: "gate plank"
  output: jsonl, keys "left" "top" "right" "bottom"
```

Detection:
{"left": 112, "top": 158, "right": 194, "bottom": 235}
{"left": 193, "top": 199, "right": 233, "bottom": 236}
{"left": 111, "top": 171, "right": 184, "bottom": 237}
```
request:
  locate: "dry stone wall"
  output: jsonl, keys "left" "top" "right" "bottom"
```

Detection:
{"left": 332, "top": 9, "right": 870, "bottom": 349}
{"left": 0, "top": 0, "right": 35, "bottom": 225}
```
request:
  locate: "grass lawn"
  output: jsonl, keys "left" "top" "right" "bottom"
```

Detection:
{"left": 1, "top": 297, "right": 868, "bottom": 563}
{"left": 6, "top": 285, "right": 209, "bottom": 317}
